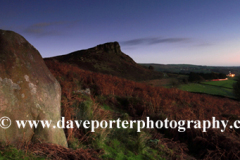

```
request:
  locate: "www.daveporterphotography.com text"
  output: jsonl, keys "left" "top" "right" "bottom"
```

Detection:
{"left": 1, "top": 116, "right": 239, "bottom": 133}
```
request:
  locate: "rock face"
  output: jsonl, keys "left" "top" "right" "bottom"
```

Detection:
{"left": 0, "top": 29, "right": 67, "bottom": 147}
{"left": 94, "top": 42, "right": 121, "bottom": 54}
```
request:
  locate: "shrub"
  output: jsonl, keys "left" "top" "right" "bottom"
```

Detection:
{"left": 233, "top": 76, "right": 240, "bottom": 100}
{"left": 0, "top": 145, "right": 44, "bottom": 160}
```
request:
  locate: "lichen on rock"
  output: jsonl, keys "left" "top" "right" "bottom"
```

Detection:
{"left": 0, "top": 29, "right": 67, "bottom": 147}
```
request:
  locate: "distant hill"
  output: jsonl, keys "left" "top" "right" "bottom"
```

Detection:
{"left": 45, "top": 42, "right": 163, "bottom": 81}
{"left": 140, "top": 63, "right": 240, "bottom": 76}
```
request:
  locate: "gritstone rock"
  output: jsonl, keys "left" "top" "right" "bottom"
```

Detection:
{"left": 0, "top": 29, "right": 67, "bottom": 147}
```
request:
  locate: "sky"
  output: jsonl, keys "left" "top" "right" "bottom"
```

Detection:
{"left": 1, "top": 0, "right": 240, "bottom": 66}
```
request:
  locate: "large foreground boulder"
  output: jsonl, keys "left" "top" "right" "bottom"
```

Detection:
{"left": 0, "top": 29, "right": 67, "bottom": 147}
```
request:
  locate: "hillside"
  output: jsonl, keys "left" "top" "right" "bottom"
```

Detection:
{"left": 45, "top": 42, "right": 163, "bottom": 81}
{"left": 44, "top": 60, "right": 240, "bottom": 159}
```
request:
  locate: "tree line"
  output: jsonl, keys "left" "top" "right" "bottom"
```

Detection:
{"left": 188, "top": 72, "right": 226, "bottom": 82}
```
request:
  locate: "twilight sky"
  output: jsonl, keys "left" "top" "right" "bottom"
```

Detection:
{"left": 1, "top": 0, "right": 240, "bottom": 66}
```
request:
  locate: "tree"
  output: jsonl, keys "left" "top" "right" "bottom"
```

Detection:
{"left": 233, "top": 76, "right": 240, "bottom": 100}
{"left": 219, "top": 73, "right": 227, "bottom": 79}
{"left": 148, "top": 65, "right": 154, "bottom": 70}
{"left": 188, "top": 72, "right": 204, "bottom": 82}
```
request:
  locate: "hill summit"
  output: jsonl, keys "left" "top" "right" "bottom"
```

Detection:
{"left": 45, "top": 42, "right": 163, "bottom": 81}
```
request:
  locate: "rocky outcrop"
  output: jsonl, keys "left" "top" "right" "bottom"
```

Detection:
{"left": 94, "top": 42, "right": 121, "bottom": 54}
{"left": 45, "top": 42, "right": 163, "bottom": 81}
{"left": 73, "top": 88, "right": 91, "bottom": 95}
{"left": 0, "top": 29, "right": 67, "bottom": 147}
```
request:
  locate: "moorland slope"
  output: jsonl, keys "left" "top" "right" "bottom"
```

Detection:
{"left": 45, "top": 42, "right": 163, "bottom": 81}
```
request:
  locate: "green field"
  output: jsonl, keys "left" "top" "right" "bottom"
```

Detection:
{"left": 178, "top": 79, "right": 236, "bottom": 99}
{"left": 201, "top": 79, "right": 236, "bottom": 89}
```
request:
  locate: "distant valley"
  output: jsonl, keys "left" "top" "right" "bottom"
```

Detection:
{"left": 140, "top": 63, "right": 240, "bottom": 76}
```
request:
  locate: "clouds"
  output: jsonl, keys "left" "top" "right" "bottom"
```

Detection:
{"left": 24, "top": 22, "right": 59, "bottom": 36}
{"left": 120, "top": 37, "right": 214, "bottom": 51}
{"left": 23, "top": 21, "right": 79, "bottom": 37}
{"left": 121, "top": 37, "right": 190, "bottom": 46}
